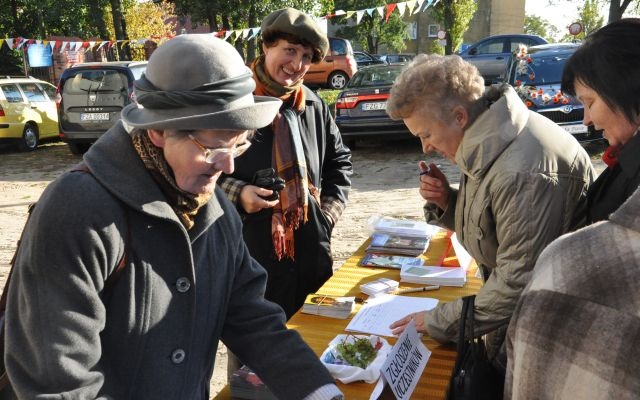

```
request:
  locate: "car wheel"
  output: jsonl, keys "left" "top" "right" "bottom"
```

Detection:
{"left": 68, "top": 142, "right": 91, "bottom": 155}
{"left": 328, "top": 71, "right": 348, "bottom": 90}
{"left": 19, "top": 123, "right": 39, "bottom": 151}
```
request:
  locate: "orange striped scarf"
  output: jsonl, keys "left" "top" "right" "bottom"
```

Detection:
{"left": 251, "top": 57, "right": 317, "bottom": 261}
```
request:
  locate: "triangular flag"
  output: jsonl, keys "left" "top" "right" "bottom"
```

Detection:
{"left": 334, "top": 10, "right": 346, "bottom": 16}
{"left": 247, "top": 27, "right": 260, "bottom": 40}
{"left": 242, "top": 29, "right": 250, "bottom": 39}
{"left": 119, "top": 40, "right": 129, "bottom": 49}
{"left": 97, "top": 41, "right": 108, "bottom": 50}
{"left": 415, "top": 0, "right": 425, "bottom": 14}
{"left": 345, "top": 11, "right": 355, "bottom": 19}
{"left": 5, "top": 38, "right": 14, "bottom": 50}
{"left": 16, "top": 38, "right": 26, "bottom": 50}
{"left": 376, "top": 6, "right": 385, "bottom": 19}
{"left": 223, "top": 30, "right": 233, "bottom": 41}
{"left": 35, "top": 39, "right": 42, "bottom": 45}
{"left": 356, "top": 10, "right": 365, "bottom": 24}
{"left": 0, "top": 39, "right": 4, "bottom": 50}
{"left": 365, "top": 8, "right": 375, "bottom": 17}
{"left": 75, "top": 41, "right": 83, "bottom": 50}
{"left": 60, "top": 41, "right": 68, "bottom": 53}
{"left": 397, "top": 2, "right": 407, "bottom": 16}
{"left": 385, "top": 4, "right": 397, "bottom": 22}
{"left": 406, "top": 0, "right": 417, "bottom": 14}
{"left": 421, "top": 0, "right": 433, "bottom": 12}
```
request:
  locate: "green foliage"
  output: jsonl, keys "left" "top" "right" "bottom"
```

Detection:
{"left": 428, "top": 39, "right": 445, "bottom": 55}
{"left": 316, "top": 89, "right": 340, "bottom": 116}
{"left": 430, "top": 0, "right": 477, "bottom": 54}
{"left": 334, "top": 0, "right": 408, "bottom": 54}
{"left": 335, "top": 336, "right": 379, "bottom": 369}
{"left": 524, "top": 14, "right": 559, "bottom": 42}
{"left": 559, "top": 0, "right": 604, "bottom": 42}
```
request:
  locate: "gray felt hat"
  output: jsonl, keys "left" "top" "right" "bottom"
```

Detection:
{"left": 121, "top": 34, "right": 281, "bottom": 130}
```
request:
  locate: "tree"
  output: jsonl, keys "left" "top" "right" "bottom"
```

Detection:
{"left": 524, "top": 14, "right": 559, "bottom": 42}
{"left": 607, "top": 0, "right": 640, "bottom": 22}
{"left": 334, "top": 0, "right": 409, "bottom": 54}
{"left": 430, "top": 0, "right": 477, "bottom": 55}
{"left": 560, "top": 0, "right": 604, "bottom": 41}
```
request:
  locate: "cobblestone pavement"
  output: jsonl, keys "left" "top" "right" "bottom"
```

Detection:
{"left": 0, "top": 137, "right": 606, "bottom": 397}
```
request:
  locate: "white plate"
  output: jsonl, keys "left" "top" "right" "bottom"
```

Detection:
{"left": 362, "top": 102, "right": 387, "bottom": 111}
{"left": 80, "top": 112, "right": 110, "bottom": 121}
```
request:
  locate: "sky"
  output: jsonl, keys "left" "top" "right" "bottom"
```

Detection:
{"left": 525, "top": 0, "right": 598, "bottom": 37}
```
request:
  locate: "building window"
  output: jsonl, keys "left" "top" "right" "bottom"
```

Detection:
{"left": 428, "top": 24, "right": 440, "bottom": 38}
{"left": 407, "top": 22, "right": 417, "bottom": 40}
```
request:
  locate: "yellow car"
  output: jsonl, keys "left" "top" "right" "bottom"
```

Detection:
{"left": 0, "top": 77, "right": 59, "bottom": 151}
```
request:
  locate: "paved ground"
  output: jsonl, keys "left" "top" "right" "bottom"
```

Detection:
{"left": 0, "top": 137, "right": 606, "bottom": 396}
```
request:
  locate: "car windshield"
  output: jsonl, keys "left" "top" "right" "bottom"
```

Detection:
{"left": 511, "top": 52, "right": 572, "bottom": 86}
{"left": 348, "top": 66, "right": 404, "bottom": 88}
{"left": 64, "top": 70, "right": 127, "bottom": 94}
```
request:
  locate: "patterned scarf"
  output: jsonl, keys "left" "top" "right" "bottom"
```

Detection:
{"left": 250, "top": 56, "right": 315, "bottom": 261}
{"left": 131, "top": 130, "right": 211, "bottom": 230}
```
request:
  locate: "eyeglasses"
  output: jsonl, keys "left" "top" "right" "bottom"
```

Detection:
{"left": 188, "top": 134, "right": 251, "bottom": 164}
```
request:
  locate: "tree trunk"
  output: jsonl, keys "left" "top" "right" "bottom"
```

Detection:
{"left": 89, "top": 0, "right": 109, "bottom": 39}
{"left": 9, "top": 0, "right": 20, "bottom": 36}
{"left": 109, "top": 0, "right": 129, "bottom": 60}
{"left": 443, "top": 0, "right": 454, "bottom": 55}
{"left": 247, "top": 2, "right": 257, "bottom": 63}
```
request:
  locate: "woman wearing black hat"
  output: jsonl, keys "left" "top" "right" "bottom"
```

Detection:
{"left": 220, "top": 8, "right": 352, "bottom": 320}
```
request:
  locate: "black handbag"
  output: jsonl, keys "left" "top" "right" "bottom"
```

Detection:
{"left": 448, "top": 296, "right": 503, "bottom": 400}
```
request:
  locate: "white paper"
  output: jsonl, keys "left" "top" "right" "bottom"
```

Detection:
{"left": 345, "top": 294, "right": 438, "bottom": 337}
{"left": 381, "top": 320, "right": 431, "bottom": 400}
{"left": 451, "top": 232, "right": 473, "bottom": 271}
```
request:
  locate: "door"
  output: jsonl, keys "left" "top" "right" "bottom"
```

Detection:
{"left": 0, "top": 84, "right": 28, "bottom": 139}
{"left": 19, "top": 82, "right": 58, "bottom": 137}
{"left": 466, "top": 37, "right": 509, "bottom": 83}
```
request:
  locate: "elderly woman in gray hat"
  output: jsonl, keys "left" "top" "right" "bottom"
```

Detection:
{"left": 219, "top": 8, "right": 352, "bottom": 320}
{"left": 3, "top": 35, "right": 343, "bottom": 400}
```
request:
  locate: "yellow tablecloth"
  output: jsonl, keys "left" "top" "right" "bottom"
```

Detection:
{"left": 215, "top": 230, "right": 483, "bottom": 400}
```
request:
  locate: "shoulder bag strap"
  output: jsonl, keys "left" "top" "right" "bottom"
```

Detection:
{"left": 452, "top": 295, "right": 474, "bottom": 371}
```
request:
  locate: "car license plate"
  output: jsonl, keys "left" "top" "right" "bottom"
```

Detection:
{"left": 362, "top": 102, "right": 387, "bottom": 111}
{"left": 80, "top": 113, "right": 110, "bottom": 121}
{"left": 562, "top": 124, "right": 587, "bottom": 134}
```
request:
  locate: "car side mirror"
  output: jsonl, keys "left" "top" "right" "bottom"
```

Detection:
{"left": 468, "top": 48, "right": 477, "bottom": 56}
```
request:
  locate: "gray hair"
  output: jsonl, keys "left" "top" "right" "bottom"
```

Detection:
{"left": 387, "top": 54, "right": 486, "bottom": 124}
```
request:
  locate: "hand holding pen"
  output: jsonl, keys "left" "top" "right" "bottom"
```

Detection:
{"left": 418, "top": 161, "right": 450, "bottom": 211}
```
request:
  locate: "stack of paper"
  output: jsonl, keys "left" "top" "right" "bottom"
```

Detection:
{"left": 366, "top": 233, "right": 430, "bottom": 256}
{"left": 360, "top": 278, "right": 400, "bottom": 296}
{"left": 301, "top": 294, "right": 355, "bottom": 319}
{"left": 359, "top": 253, "right": 424, "bottom": 269}
{"left": 369, "top": 216, "right": 441, "bottom": 238}
{"left": 400, "top": 264, "right": 467, "bottom": 287}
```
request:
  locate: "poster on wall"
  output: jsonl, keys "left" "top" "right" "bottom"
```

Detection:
{"left": 27, "top": 43, "right": 53, "bottom": 67}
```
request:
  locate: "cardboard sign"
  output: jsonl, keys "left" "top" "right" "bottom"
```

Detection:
{"left": 380, "top": 320, "right": 430, "bottom": 400}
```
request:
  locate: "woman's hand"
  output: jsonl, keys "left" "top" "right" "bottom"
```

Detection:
{"left": 418, "top": 161, "right": 450, "bottom": 211}
{"left": 239, "top": 185, "right": 279, "bottom": 214}
{"left": 389, "top": 311, "right": 428, "bottom": 336}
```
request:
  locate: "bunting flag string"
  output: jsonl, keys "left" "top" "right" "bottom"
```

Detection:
{"left": 0, "top": 0, "right": 437, "bottom": 52}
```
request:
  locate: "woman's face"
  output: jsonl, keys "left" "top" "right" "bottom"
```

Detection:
{"left": 403, "top": 107, "right": 466, "bottom": 162}
{"left": 262, "top": 39, "right": 314, "bottom": 86}
{"left": 147, "top": 128, "right": 248, "bottom": 195}
{"left": 574, "top": 80, "right": 639, "bottom": 147}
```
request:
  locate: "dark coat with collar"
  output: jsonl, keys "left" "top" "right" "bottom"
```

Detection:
{"left": 221, "top": 86, "right": 352, "bottom": 319}
{"left": 4, "top": 122, "right": 335, "bottom": 399}
{"left": 585, "top": 131, "right": 640, "bottom": 224}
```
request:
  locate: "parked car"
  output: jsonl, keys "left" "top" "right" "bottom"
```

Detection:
{"left": 459, "top": 34, "right": 548, "bottom": 84}
{"left": 504, "top": 42, "right": 601, "bottom": 142}
{"left": 56, "top": 61, "right": 147, "bottom": 154}
{"left": 305, "top": 37, "right": 357, "bottom": 90}
{"left": 378, "top": 53, "right": 415, "bottom": 64}
{"left": 334, "top": 63, "right": 411, "bottom": 145}
{"left": 0, "top": 76, "right": 59, "bottom": 151}
{"left": 353, "top": 51, "right": 386, "bottom": 68}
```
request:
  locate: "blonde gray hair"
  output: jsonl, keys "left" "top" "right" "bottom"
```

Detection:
{"left": 387, "top": 54, "right": 485, "bottom": 124}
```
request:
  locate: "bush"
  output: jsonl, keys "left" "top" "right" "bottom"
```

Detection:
{"left": 316, "top": 89, "right": 340, "bottom": 117}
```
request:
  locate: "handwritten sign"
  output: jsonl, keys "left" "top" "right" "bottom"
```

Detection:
{"left": 380, "top": 320, "right": 430, "bottom": 400}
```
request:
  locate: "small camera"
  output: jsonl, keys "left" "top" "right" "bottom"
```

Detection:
{"left": 251, "top": 168, "right": 285, "bottom": 201}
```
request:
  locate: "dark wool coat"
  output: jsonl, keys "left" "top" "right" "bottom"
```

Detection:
{"left": 506, "top": 186, "right": 640, "bottom": 400}
{"left": 4, "top": 122, "right": 335, "bottom": 399}
{"left": 220, "top": 86, "right": 352, "bottom": 319}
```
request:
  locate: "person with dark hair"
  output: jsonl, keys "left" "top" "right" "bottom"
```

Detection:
{"left": 219, "top": 8, "right": 352, "bottom": 320}
{"left": 385, "top": 54, "right": 595, "bottom": 378}
{"left": 3, "top": 34, "right": 343, "bottom": 400}
{"left": 561, "top": 18, "right": 640, "bottom": 225}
